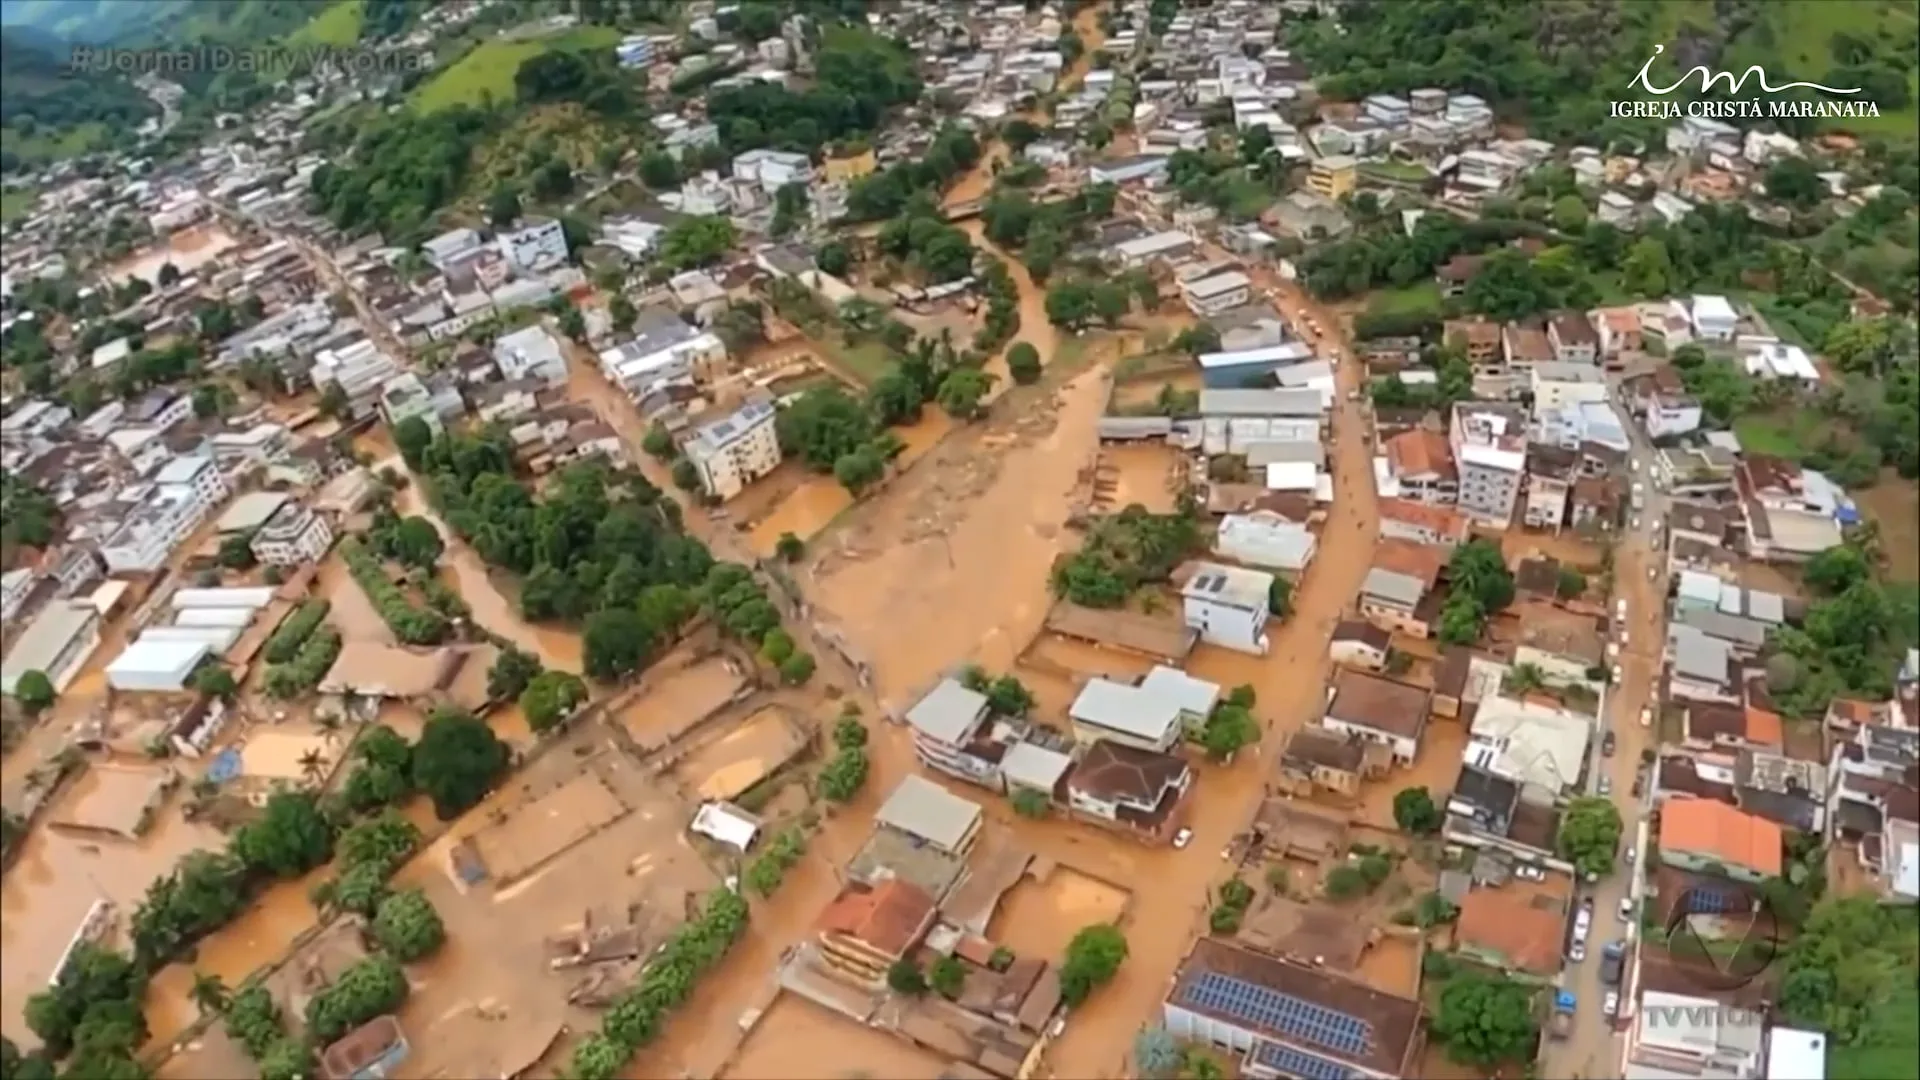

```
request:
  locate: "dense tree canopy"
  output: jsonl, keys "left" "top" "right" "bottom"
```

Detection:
{"left": 309, "top": 107, "right": 498, "bottom": 244}
{"left": 411, "top": 707, "right": 511, "bottom": 820}
{"left": 1430, "top": 973, "right": 1539, "bottom": 1067}
{"left": 707, "top": 26, "right": 920, "bottom": 157}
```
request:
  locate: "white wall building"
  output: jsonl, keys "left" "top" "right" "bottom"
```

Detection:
{"left": 250, "top": 501, "right": 335, "bottom": 566}
{"left": 1689, "top": 294, "right": 1738, "bottom": 342}
{"left": 1180, "top": 271, "right": 1252, "bottom": 316}
{"left": 497, "top": 218, "right": 570, "bottom": 273}
{"left": 685, "top": 396, "right": 781, "bottom": 501}
{"left": 493, "top": 324, "right": 570, "bottom": 386}
{"left": 1180, "top": 561, "right": 1272, "bottom": 656}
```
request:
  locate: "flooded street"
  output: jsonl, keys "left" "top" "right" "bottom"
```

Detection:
{"left": 743, "top": 410, "right": 954, "bottom": 557}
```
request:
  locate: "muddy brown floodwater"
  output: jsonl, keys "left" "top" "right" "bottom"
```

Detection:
{"left": 745, "top": 410, "right": 955, "bottom": 558}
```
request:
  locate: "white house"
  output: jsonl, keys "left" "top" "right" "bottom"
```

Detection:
{"left": 1689, "top": 294, "right": 1738, "bottom": 342}
{"left": 493, "top": 324, "right": 570, "bottom": 386}
{"left": 1180, "top": 271, "right": 1252, "bottom": 317}
{"left": 497, "top": 218, "right": 570, "bottom": 273}
{"left": 250, "top": 501, "right": 336, "bottom": 566}
{"left": 101, "top": 458, "right": 231, "bottom": 573}
{"left": 1179, "top": 561, "right": 1272, "bottom": 656}
{"left": 731, "top": 149, "right": 813, "bottom": 195}
{"left": 422, "top": 227, "right": 486, "bottom": 271}
{"left": 684, "top": 396, "right": 781, "bottom": 501}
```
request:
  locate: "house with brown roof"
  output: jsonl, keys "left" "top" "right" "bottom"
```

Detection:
{"left": 1328, "top": 620, "right": 1392, "bottom": 671}
{"left": 1377, "top": 497, "right": 1470, "bottom": 548}
{"left": 1322, "top": 669, "right": 1432, "bottom": 765}
{"left": 815, "top": 878, "right": 939, "bottom": 986}
{"left": 1064, "top": 739, "right": 1192, "bottom": 843}
{"left": 1454, "top": 887, "right": 1569, "bottom": 978}
{"left": 1435, "top": 254, "right": 1484, "bottom": 297}
{"left": 1276, "top": 724, "right": 1389, "bottom": 798}
{"left": 1360, "top": 539, "right": 1447, "bottom": 639}
{"left": 1162, "top": 938, "right": 1426, "bottom": 1079}
{"left": 1568, "top": 474, "right": 1622, "bottom": 533}
{"left": 1501, "top": 322, "right": 1552, "bottom": 368}
{"left": 1547, "top": 312, "right": 1599, "bottom": 364}
{"left": 1589, "top": 305, "right": 1642, "bottom": 363}
{"left": 1382, "top": 430, "right": 1458, "bottom": 505}
{"left": 1431, "top": 647, "right": 1476, "bottom": 719}
{"left": 1657, "top": 797, "right": 1783, "bottom": 884}
{"left": 1445, "top": 317, "right": 1502, "bottom": 366}
{"left": 1682, "top": 703, "right": 1782, "bottom": 753}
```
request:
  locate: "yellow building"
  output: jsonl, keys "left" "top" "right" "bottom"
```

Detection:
{"left": 824, "top": 148, "right": 877, "bottom": 183}
{"left": 1307, "top": 155, "right": 1358, "bottom": 200}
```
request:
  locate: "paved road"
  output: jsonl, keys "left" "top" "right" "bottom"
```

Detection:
{"left": 1542, "top": 381, "right": 1672, "bottom": 1077}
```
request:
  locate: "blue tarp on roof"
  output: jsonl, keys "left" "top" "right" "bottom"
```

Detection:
{"left": 206, "top": 748, "right": 242, "bottom": 785}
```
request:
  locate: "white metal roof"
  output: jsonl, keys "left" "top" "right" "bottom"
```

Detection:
{"left": 216, "top": 491, "right": 292, "bottom": 534}
{"left": 1264, "top": 461, "right": 1318, "bottom": 492}
{"left": 106, "top": 638, "right": 210, "bottom": 683}
{"left": 1182, "top": 271, "right": 1251, "bottom": 299}
{"left": 172, "top": 587, "right": 275, "bottom": 611}
{"left": 875, "top": 775, "right": 982, "bottom": 851}
{"left": 690, "top": 801, "right": 760, "bottom": 852}
{"left": 1197, "top": 342, "right": 1313, "bottom": 370}
{"left": 1069, "top": 678, "right": 1183, "bottom": 743}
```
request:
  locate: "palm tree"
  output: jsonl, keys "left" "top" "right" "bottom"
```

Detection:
{"left": 189, "top": 971, "right": 229, "bottom": 1016}
{"left": 298, "top": 750, "right": 326, "bottom": 785}
{"left": 1507, "top": 662, "right": 1548, "bottom": 695}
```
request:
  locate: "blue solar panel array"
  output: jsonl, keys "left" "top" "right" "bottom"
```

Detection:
{"left": 1685, "top": 887, "right": 1737, "bottom": 914}
{"left": 1253, "top": 1041, "right": 1354, "bottom": 1080}
{"left": 1179, "top": 972, "right": 1373, "bottom": 1057}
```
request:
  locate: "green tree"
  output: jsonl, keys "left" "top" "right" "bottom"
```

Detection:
{"left": 304, "top": 954, "right": 408, "bottom": 1044}
{"left": 1430, "top": 974, "right": 1539, "bottom": 1067}
{"left": 232, "top": 790, "right": 334, "bottom": 879}
{"left": 1550, "top": 194, "right": 1588, "bottom": 231}
{"left": 642, "top": 421, "right": 676, "bottom": 460}
{"left": 1556, "top": 566, "right": 1587, "bottom": 600}
{"left": 584, "top": 606, "right": 654, "bottom": 681}
{"left": 1556, "top": 797, "right": 1623, "bottom": 879}
{"left": 13, "top": 669, "right": 55, "bottom": 717}
{"left": 1010, "top": 788, "right": 1050, "bottom": 818}
{"left": 393, "top": 415, "right": 434, "bottom": 471}
{"left": 1324, "top": 864, "right": 1368, "bottom": 900}
{"left": 1006, "top": 341, "right": 1042, "bottom": 384}
{"left": 1059, "top": 923, "right": 1128, "bottom": 1005}
{"left": 188, "top": 972, "right": 229, "bottom": 1017}
{"left": 1620, "top": 236, "right": 1673, "bottom": 297}
{"left": 569, "top": 1033, "right": 628, "bottom": 1080}
{"left": 671, "top": 456, "right": 703, "bottom": 491}
{"left": 1804, "top": 544, "right": 1871, "bottom": 596}
{"left": 818, "top": 747, "right": 870, "bottom": 802}
{"left": 217, "top": 532, "right": 257, "bottom": 570}
{"left": 1764, "top": 155, "right": 1824, "bottom": 209}
{"left": 986, "top": 674, "right": 1034, "bottom": 717}
{"left": 639, "top": 150, "right": 680, "bottom": 189}
{"left": 833, "top": 715, "right": 868, "bottom": 751}
{"left": 1268, "top": 576, "right": 1293, "bottom": 617}
{"left": 411, "top": 707, "right": 510, "bottom": 820}
{"left": 23, "top": 944, "right": 145, "bottom": 1059}
{"left": 778, "top": 651, "right": 816, "bottom": 685}
{"left": 833, "top": 446, "right": 887, "bottom": 494}
{"left": 486, "top": 184, "right": 521, "bottom": 227}
{"left": 775, "top": 532, "right": 805, "bottom": 562}
{"left": 1200, "top": 705, "right": 1258, "bottom": 760}
{"left": 257, "top": 1038, "right": 315, "bottom": 1080}
{"left": 519, "top": 671, "right": 588, "bottom": 733}
{"left": 371, "top": 888, "right": 447, "bottom": 962}
{"left": 759, "top": 628, "right": 796, "bottom": 666}
{"left": 191, "top": 663, "right": 238, "bottom": 701}
{"left": 487, "top": 648, "right": 542, "bottom": 701}
{"left": 816, "top": 240, "right": 852, "bottom": 277}
{"left": 936, "top": 367, "right": 992, "bottom": 420}
{"left": 387, "top": 516, "right": 444, "bottom": 569}
{"left": 887, "top": 958, "right": 927, "bottom": 995}
{"left": 1393, "top": 786, "right": 1442, "bottom": 834}
{"left": 929, "top": 956, "right": 967, "bottom": 999}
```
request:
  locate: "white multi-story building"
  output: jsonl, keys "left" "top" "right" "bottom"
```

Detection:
{"left": 684, "top": 396, "right": 781, "bottom": 501}
{"left": 497, "top": 218, "right": 570, "bottom": 273}
{"left": 101, "top": 457, "right": 231, "bottom": 574}
{"left": 493, "top": 325, "right": 570, "bottom": 386}
{"left": 730, "top": 149, "right": 814, "bottom": 196}
{"left": 311, "top": 340, "right": 403, "bottom": 417}
{"left": 250, "top": 501, "right": 336, "bottom": 566}
{"left": 1689, "top": 294, "right": 1738, "bottom": 342}
{"left": 1180, "top": 561, "right": 1272, "bottom": 656}
{"left": 1181, "top": 271, "right": 1252, "bottom": 317}
{"left": 1, "top": 567, "right": 34, "bottom": 624}
{"left": 598, "top": 314, "right": 727, "bottom": 397}
{"left": 422, "top": 227, "right": 486, "bottom": 271}
{"left": 1451, "top": 404, "right": 1527, "bottom": 529}
{"left": 903, "top": 677, "right": 998, "bottom": 788}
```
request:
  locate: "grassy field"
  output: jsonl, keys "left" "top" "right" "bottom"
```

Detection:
{"left": 1652, "top": 0, "right": 1919, "bottom": 139}
{"left": 411, "top": 25, "right": 622, "bottom": 114}
{"left": 0, "top": 122, "right": 108, "bottom": 164}
{"left": 1732, "top": 411, "right": 1834, "bottom": 460}
{"left": 1360, "top": 160, "right": 1431, "bottom": 183}
{"left": 0, "top": 189, "right": 37, "bottom": 223}
{"left": 289, "top": 0, "right": 364, "bottom": 47}
{"left": 1366, "top": 281, "right": 1442, "bottom": 317}
{"left": 828, "top": 339, "right": 893, "bottom": 386}
{"left": 1831, "top": 983, "right": 1919, "bottom": 1080}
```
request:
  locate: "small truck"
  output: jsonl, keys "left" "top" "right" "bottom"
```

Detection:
{"left": 1548, "top": 990, "right": 1577, "bottom": 1039}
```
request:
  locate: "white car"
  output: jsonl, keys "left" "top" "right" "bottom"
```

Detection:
{"left": 1604, "top": 990, "right": 1620, "bottom": 1017}
{"left": 1615, "top": 599, "right": 1627, "bottom": 620}
{"left": 1639, "top": 706, "right": 1653, "bottom": 728}
{"left": 1599, "top": 774, "right": 1612, "bottom": 796}
{"left": 1612, "top": 664, "right": 1623, "bottom": 684}
{"left": 1173, "top": 827, "right": 1193, "bottom": 850}
{"left": 1569, "top": 941, "right": 1587, "bottom": 963}
{"left": 1619, "top": 897, "right": 1635, "bottom": 922}
{"left": 1626, "top": 846, "right": 1637, "bottom": 865}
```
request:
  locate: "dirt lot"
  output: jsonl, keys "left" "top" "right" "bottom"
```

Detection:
{"left": 388, "top": 718, "right": 724, "bottom": 1079}
{"left": 667, "top": 704, "right": 812, "bottom": 803}
{"left": 1108, "top": 369, "right": 1201, "bottom": 414}
{"left": 616, "top": 649, "right": 750, "bottom": 750}
{"left": 1013, "top": 633, "right": 1161, "bottom": 720}
{"left": 746, "top": 410, "right": 957, "bottom": 559}
{"left": 1089, "top": 443, "right": 1187, "bottom": 515}
{"left": 722, "top": 991, "right": 952, "bottom": 1079}
{"left": 313, "top": 554, "right": 394, "bottom": 644}
{"left": 1857, "top": 472, "right": 1919, "bottom": 582}
{"left": 1501, "top": 528, "right": 1606, "bottom": 571}
{"left": 1352, "top": 933, "right": 1423, "bottom": 998}
{"left": 986, "top": 864, "right": 1131, "bottom": 962}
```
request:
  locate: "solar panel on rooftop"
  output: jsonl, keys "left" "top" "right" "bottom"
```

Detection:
{"left": 1179, "top": 972, "right": 1373, "bottom": 1058}
{"left": 1252, "top": 1041, "right": 1355, "bottom": 1080}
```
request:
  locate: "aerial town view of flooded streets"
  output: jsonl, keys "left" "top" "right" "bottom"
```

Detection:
{"left": 2, "top": 1, "right": 1918, "bottom": 1079}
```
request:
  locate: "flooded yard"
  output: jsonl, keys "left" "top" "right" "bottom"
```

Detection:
{"left": 722, "top": 992, "right": 952, "bottom": 1080}
{"left": 617, "top": 653, "right": 749, "bottom": 750}
{"left": 745, "top": 410, "right": 957, "bottom": 559}
{"left": 667, "top": 706, "right": 811, "bottom": 803}
{"left": 313, "top": 553, "right": 394, "bottom": 644}
{"left": 1090, "top": 442, "right": 1187, "bottom": 515}
{"left": 104, "top": 223, "right": 239, "bottom": 286}
{"left": 987, "top": 866, "right": 1131, "bottom": 962}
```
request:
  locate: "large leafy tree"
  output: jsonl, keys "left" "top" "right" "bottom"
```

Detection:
{"left": 1556, "top": 797, "right": 1623, "bottom": 879}
{"left": 1430, "top": 974, "right": 1539, "bottom": 1066}
{"left": 411, "top": 707, "right": 510, "bottom": 820}
{"left": 1058, "top": 923, "right": 1129, "bottom": 1005}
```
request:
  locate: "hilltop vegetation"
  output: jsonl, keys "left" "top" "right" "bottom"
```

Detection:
{"left": 409, "top": 25, "right": 624, "bottom": 115}
{"left": 1289, "top": 0, "right": 1918, "bottom": 143}
{"left": 0, "top": 31, "right": 154, "bottom": 170}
